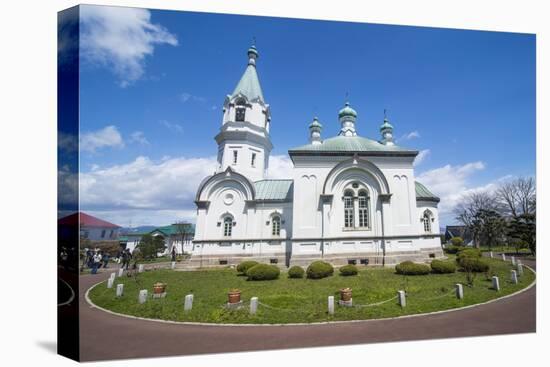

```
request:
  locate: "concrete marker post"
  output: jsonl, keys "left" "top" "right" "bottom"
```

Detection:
{"left": 118, "top": 268, "right": 124, "bottom": 277}
{"left": 492, "top": 276, "right": 500, "bottom": 291}
{"left": 489, "top": 251, "right": 493, "bottom": 258}
{"left": 501, "top": 253, "right": 506, "bottom": 261}
{"left": 138, "top": 290, "right": 148, "bottom": 304}
{"left": 455, "top": 283, "right": 464, "bottom": 299}
{"left": 511, "top": 256, "right": 516, "bottom": 266}
{"left": 328, "top": 296, "right": 335, "bottom": 315}
{"left": 171, "top": 261, "right": 176, "bottom": 270}
{"left": 116, "top": 283, "right": 124, "bottom": 297}
{"left": 184, "top": 294, "right": 194, "bottom": 311}
{"left": 107, "top": 277, "right": 114, "bottom": 289}
{"left": 138, "top": 264, "right": 144, "bottom": 273}
{"left": 517, "top": 263, "right": 524, "bottom": 276}
{"left": 250, "top": 297, "right": 258, "bottom": 315}
{"left": 398, "top": 290, "right": 406, "bottom": 307}
{"left": 511, "top": 270, "right": 518, "bottom": 284}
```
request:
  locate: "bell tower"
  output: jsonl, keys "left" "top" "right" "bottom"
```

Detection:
{"left": 214, "top": 45, "right": 273, "bottom": 182}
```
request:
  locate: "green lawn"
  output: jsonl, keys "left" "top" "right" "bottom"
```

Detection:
{"left": 88, "top": 258, "right": 535, "bottom": 324}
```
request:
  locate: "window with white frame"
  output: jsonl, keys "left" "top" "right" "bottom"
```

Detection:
{"left": 223, "top": 216, "right": 233, "bottom": 237}
{"left": 272, "top": 216, "right": 281, "bottom": 236}
{"left": 423, "top": 211, "right": 432, "bottom": 233}
{"left": 344, "top": 190, "right": 354, "bottom": 228}
{"left": 358, "top": 190, "right": 370, "bottom": 228}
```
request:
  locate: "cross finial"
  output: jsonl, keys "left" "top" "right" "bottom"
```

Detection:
{"left": 252, "top": 36, "right": 256, "bottom": 47}
{"left": 384, "top": 108, "right": 387, "bottom": 118}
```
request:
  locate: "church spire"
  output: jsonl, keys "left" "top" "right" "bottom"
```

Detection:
{"left": 380, "top": 109, "right": 394, "bottom": 145}
{"left": 309, "top": 117, "right": 323, "bottom": 145}
{"left": 231, "top": 44, "right": 264, "bottom": 103}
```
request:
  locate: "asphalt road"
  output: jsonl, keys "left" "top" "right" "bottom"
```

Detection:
{"left": 78, "top": 258, "right": 536, "bottom": 362}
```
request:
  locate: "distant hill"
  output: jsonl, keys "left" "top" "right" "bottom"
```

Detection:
{"left": 120, "top": 226, "right": 157, "bottom": 235}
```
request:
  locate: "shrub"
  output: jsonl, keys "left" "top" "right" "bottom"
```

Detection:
{"left": 288, "top": 266, "right": 305, "bottom": 279}
{"left": 456, "top": 248, "right": 482, "bottom": 263}
{"left": 444, "top": 245, "right": 460, "bottom": 254}
{"left": 306, "top": 261, "right": 334, "bottom": 279}
{"left": 450, "top": 236, "right": 465, "bottom": 246}
{"left": 458, "top": 257, "right": 490, "bottom": 273}
{"left": 339, "top": 264, "right": 359, "bottom": 276}
{"left": 246, "top": 264, "right": 280, "bottom": 281}
{"left": 395, "top": 261, "right": 430, "bottom": 275}
{"left": 430, "top": 260, "right": 457, "bottom": 274}
{"left": 236, "top": 260, "right": 259, "bottom": 275}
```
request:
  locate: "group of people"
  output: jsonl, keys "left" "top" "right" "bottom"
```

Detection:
{"left": 82, "top": 248, "right": 133, "bottom": 274}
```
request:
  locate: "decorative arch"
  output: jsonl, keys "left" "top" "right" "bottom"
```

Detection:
{"left": 195, "top": 167, "right": 256, "bottom": 203}
{"left": 322, "top": 157, "right": 390, "bottom": 196}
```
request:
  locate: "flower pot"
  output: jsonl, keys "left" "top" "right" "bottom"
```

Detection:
{"left": 228, "top": 290, "right": 241, "bottom": 304}
{"left": 153, "top": 282, "right": 167, "bottom": 294}
{"left": 340, "top": 288, "right": 352, "bottom": 302}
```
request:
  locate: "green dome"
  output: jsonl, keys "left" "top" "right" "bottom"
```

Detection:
{"left": 379, "top": 117, "right": 393, "bottom": 131}
{"left": 247, "top": 45, "right": 259, "bottom": 58}
{"left": 309, "top": 117, "right": 323, "bottom": 129}
{"left": 338, "top": 102, "right": 357, "bottom": 119}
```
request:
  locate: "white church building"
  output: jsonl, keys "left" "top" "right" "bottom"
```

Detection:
{"left": 191, "top": 45, "right": 443, "bottom": 268}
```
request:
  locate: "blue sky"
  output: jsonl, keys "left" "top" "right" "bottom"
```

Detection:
{"left": 73, "top": 5, "right": 535, "bottom": 227}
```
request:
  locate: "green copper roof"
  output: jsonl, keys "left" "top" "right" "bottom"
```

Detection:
{"left": 415, "top": 181, "right": 440, "bottom": 202}
{"left": 338, "top": 102, "right": 357, "bottom": 118}
{"left": 151, "top": 223, "right": 195, "bottom": 236}
{"left": 309, "top": 117, "right": 322, "bottom": 128}
{"left": 254, "top": 179, "right": 293, "bottom": 201}
{"left": 231, "top": 47, "right": 264, "bottom": 102}
{"left": 380, "top": 118, "right": 393, "bottom": 131}
{"left": 289, "top": 135, "right": 416, "bottom": 154}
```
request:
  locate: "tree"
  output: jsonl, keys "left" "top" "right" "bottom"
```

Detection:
{"left": 507, "top": 213, "right": 536, "bottom": 255}
{"left": 496, "top": 177, "right": 536, "bottom": 218}
{"left": 137, "top": 234, "right": 166, "bottom": 260}
{"left": 471, "top": 209, "right": 506, "bottom": 250}
{"left": 454, "top": 191, "right": 497, "bottom": 246}
{"left": 174, "top": 221, "right": 192, "bottom": 255}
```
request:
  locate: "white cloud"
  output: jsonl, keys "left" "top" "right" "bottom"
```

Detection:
{"left": 179, "top": 92, "right": 206, "bottom": 103}
{"left": 267, "top": 155, "right": 294, "bottom": 179}
{"left": 130, "top": 131, "right": 149, "bottom": 145}
{"left": 58, "top": 165, "right": 78, "bottom": 207}
{"left": 413, "top": 149, "right": 430, "bottom": 166}
{"left": 80, "top": 5, "right": 178, "bottom": 87}
{"left": 58, "top": 132, "right": 78, "bottom": 152}
{"left": 80, "top": 125, "right": 124, "bottom": 153}
{"left": 159, "top": 120, "right": 184, "bottom": 134}
{"left": 397, "top": 131, "right": 420, "bottom": 142}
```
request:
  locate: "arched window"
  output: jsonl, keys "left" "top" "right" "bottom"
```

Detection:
{"left": 344, "top": 190, "right": 354, "bottom": 228}
{"left": 223, "top": 216, "right": 233, "bottom": 237}
{"left": 272, "top": 216, "right": 281, "bottom": 236}
{"left": 423, "top": 211, "right": 432, "bottom": 233}
{"left": 235, "top": 107, "right": 246, "bottom": 122}
{"left": 358, "top": 190, "right": 369, "bottom": 228}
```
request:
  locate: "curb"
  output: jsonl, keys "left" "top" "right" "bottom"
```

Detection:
{"left": 85, "top": 265, "right": 536, "bottom": 328}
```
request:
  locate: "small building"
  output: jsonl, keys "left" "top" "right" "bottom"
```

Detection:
{"left": 120, "top": 223, "right": 195, "bottom": 255}
{"left": 59, "top": 212, "right": 121, "bottom": 241}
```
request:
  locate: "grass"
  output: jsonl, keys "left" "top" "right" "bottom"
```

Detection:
{"left": 88, "top": 258, "right": 535, "bottom": 324}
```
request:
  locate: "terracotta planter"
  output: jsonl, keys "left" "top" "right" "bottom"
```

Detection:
{"left": 340, "top": 288, "right": 352, "bottom": 302}
{"left": 228, "top": 290, "right": 241, "bottom": 304}
{"left": 153, "top": 282, "right": 167, "bottom": 294}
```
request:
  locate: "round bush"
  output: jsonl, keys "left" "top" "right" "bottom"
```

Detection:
{"left": 246, "top": 264, "right": 280, "bottom": 281}
{"left": 395, "top": 261, "right": 430, "bottom": 275}
{"left": 444, "top": 245, "right": 460, "bottom": 254}
{"left": 458, "top": 257, "right": 490, "bottom": 273}
{"left": 450, "top": 236, "right": 464, "bottom": 246}
{"left": 430, "top": 259, "right": 457, "bottom": 274}
{"left": 339, "top": 264, "right": 358, "bottom": 276}
{"left": 306, "top": 261, "right": 334, "bottom": 279}
{"left": 287, "top": 266, "right": 305, "bottom": 279}
{"left": 456, "top": 248, "right": 482, "bottom": 264}
{"left": 236, "top": 260, "right": 259, "bottom": 274}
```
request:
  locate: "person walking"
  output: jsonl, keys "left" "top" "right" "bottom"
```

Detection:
{"left": 102, "top": 252, "right": 110, "bottom": 268}
{"left": 171, "top": 246, "right": 177, "bottom": 262}
{"left": 91, "top": 251, "right": 102, "bottom": 274}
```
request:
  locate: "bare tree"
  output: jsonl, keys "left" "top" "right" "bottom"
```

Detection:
{"left": 454, "top": 191, "right": 497, "bottom": 247}
{"left": 174, "top": 221, "right": 191, "bottom": 255}
{"left": 495, "top": 177, "right": 536, "bottom": 218}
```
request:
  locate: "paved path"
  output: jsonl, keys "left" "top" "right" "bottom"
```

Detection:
{"left": 79, "top": 259, "right": 536, "bottom": 362}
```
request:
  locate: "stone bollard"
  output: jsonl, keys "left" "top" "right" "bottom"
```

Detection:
{"left": 511, "top": 270, "right": 518, "bottom": 284}
{"left": 398, "top": 290, "right": 406, "bottom": 308}
{"left": 118, "top": 268, "right": 124, "bottom": 277}
{"left": 492, "top": 276, "right": 500, "bottom": 291}
{"left": 138, "top": 290, "right": 148, "bottom": 304}
{"left": 250, "top": 297, "right": 258, "bottom": 315}
{"left": 511, "top": 256, "right": 516, "bottom": 266}
{"left": 184, "top": 294, "right": 194, "bottom": 311}
{"left": 110, "top": 272, "right": 116, "bottom": 280}
{"left": 116, "top": 283, "right": 124, "bottom": 297}
{"left": 107, "top": 277, "right": 114, "bottom": 289}
{"left": 171, "top": 261, "right": 176, "bottom": 270}
{"left": 328, "top": 296, "right": 335, "bottom": 315}
{"left": 138, "top": 264, "right": 144, "bottom": 273}
{"left": 517, "top": 263, "right": 524, "bottom": 276}
{"left": 489, "top": 251, "right": 493, "bottom": 258}
{"left": 501, "top": 253, "right": 506, "bottom": 261}
{"left": 455, "top": 283, "right": 464, "bottom": 299}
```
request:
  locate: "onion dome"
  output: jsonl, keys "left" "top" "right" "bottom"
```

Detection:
{"left": 338, "top": 102, "right": 357, "bottom": 119}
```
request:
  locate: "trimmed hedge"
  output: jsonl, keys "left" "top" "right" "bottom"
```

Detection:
{"left": 339, "top": 264, "right": 358, "bottom": 276}
{"left": 444, "top": 245, "right": 460, "bottom": 254}
{"left": 395, "top": 261, "right": 430, "bottom": 275}
{"left": 236, "top": 260, "right": 259, "bottom": 274}
{"left": 458, "top": 257, "right": 490, "bottom": 273}
{"left": 306, "top": 261, "right": 334, "bottom": 279}
{"left": 246, "top": 264, "right": 280, "bottom": 281}
{"left": 456, "top": 248, "right": 482, "bottom": 263}
{"left": 287, "top": 266, "right": 305, "bottom": 279}
{"left": 430, "top": 260, "right": 456, "bottom": 274}
{"left": 450, "top": 236, "right": 464, "bottom": 246}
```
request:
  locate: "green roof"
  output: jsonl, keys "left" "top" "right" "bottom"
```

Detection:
{"left": 415, "top": 181, "right": 440, "bottom": 202}
{"left": 309, "top": 117, "right": 322, "bottom": 128}
{"left": 254, "top": 179, "right": 293, "bottom": 201}
{"left": 151, "top": 223, "right": 195, "bottom": 236}
{"left": 289, "top": 135, "right": 417, "bottom": 155}
{"left": 231, "top": 52, "right": 264, "bottom": 102}
{"left": 338, "top": 102, "right": 357, "bottom": 118}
